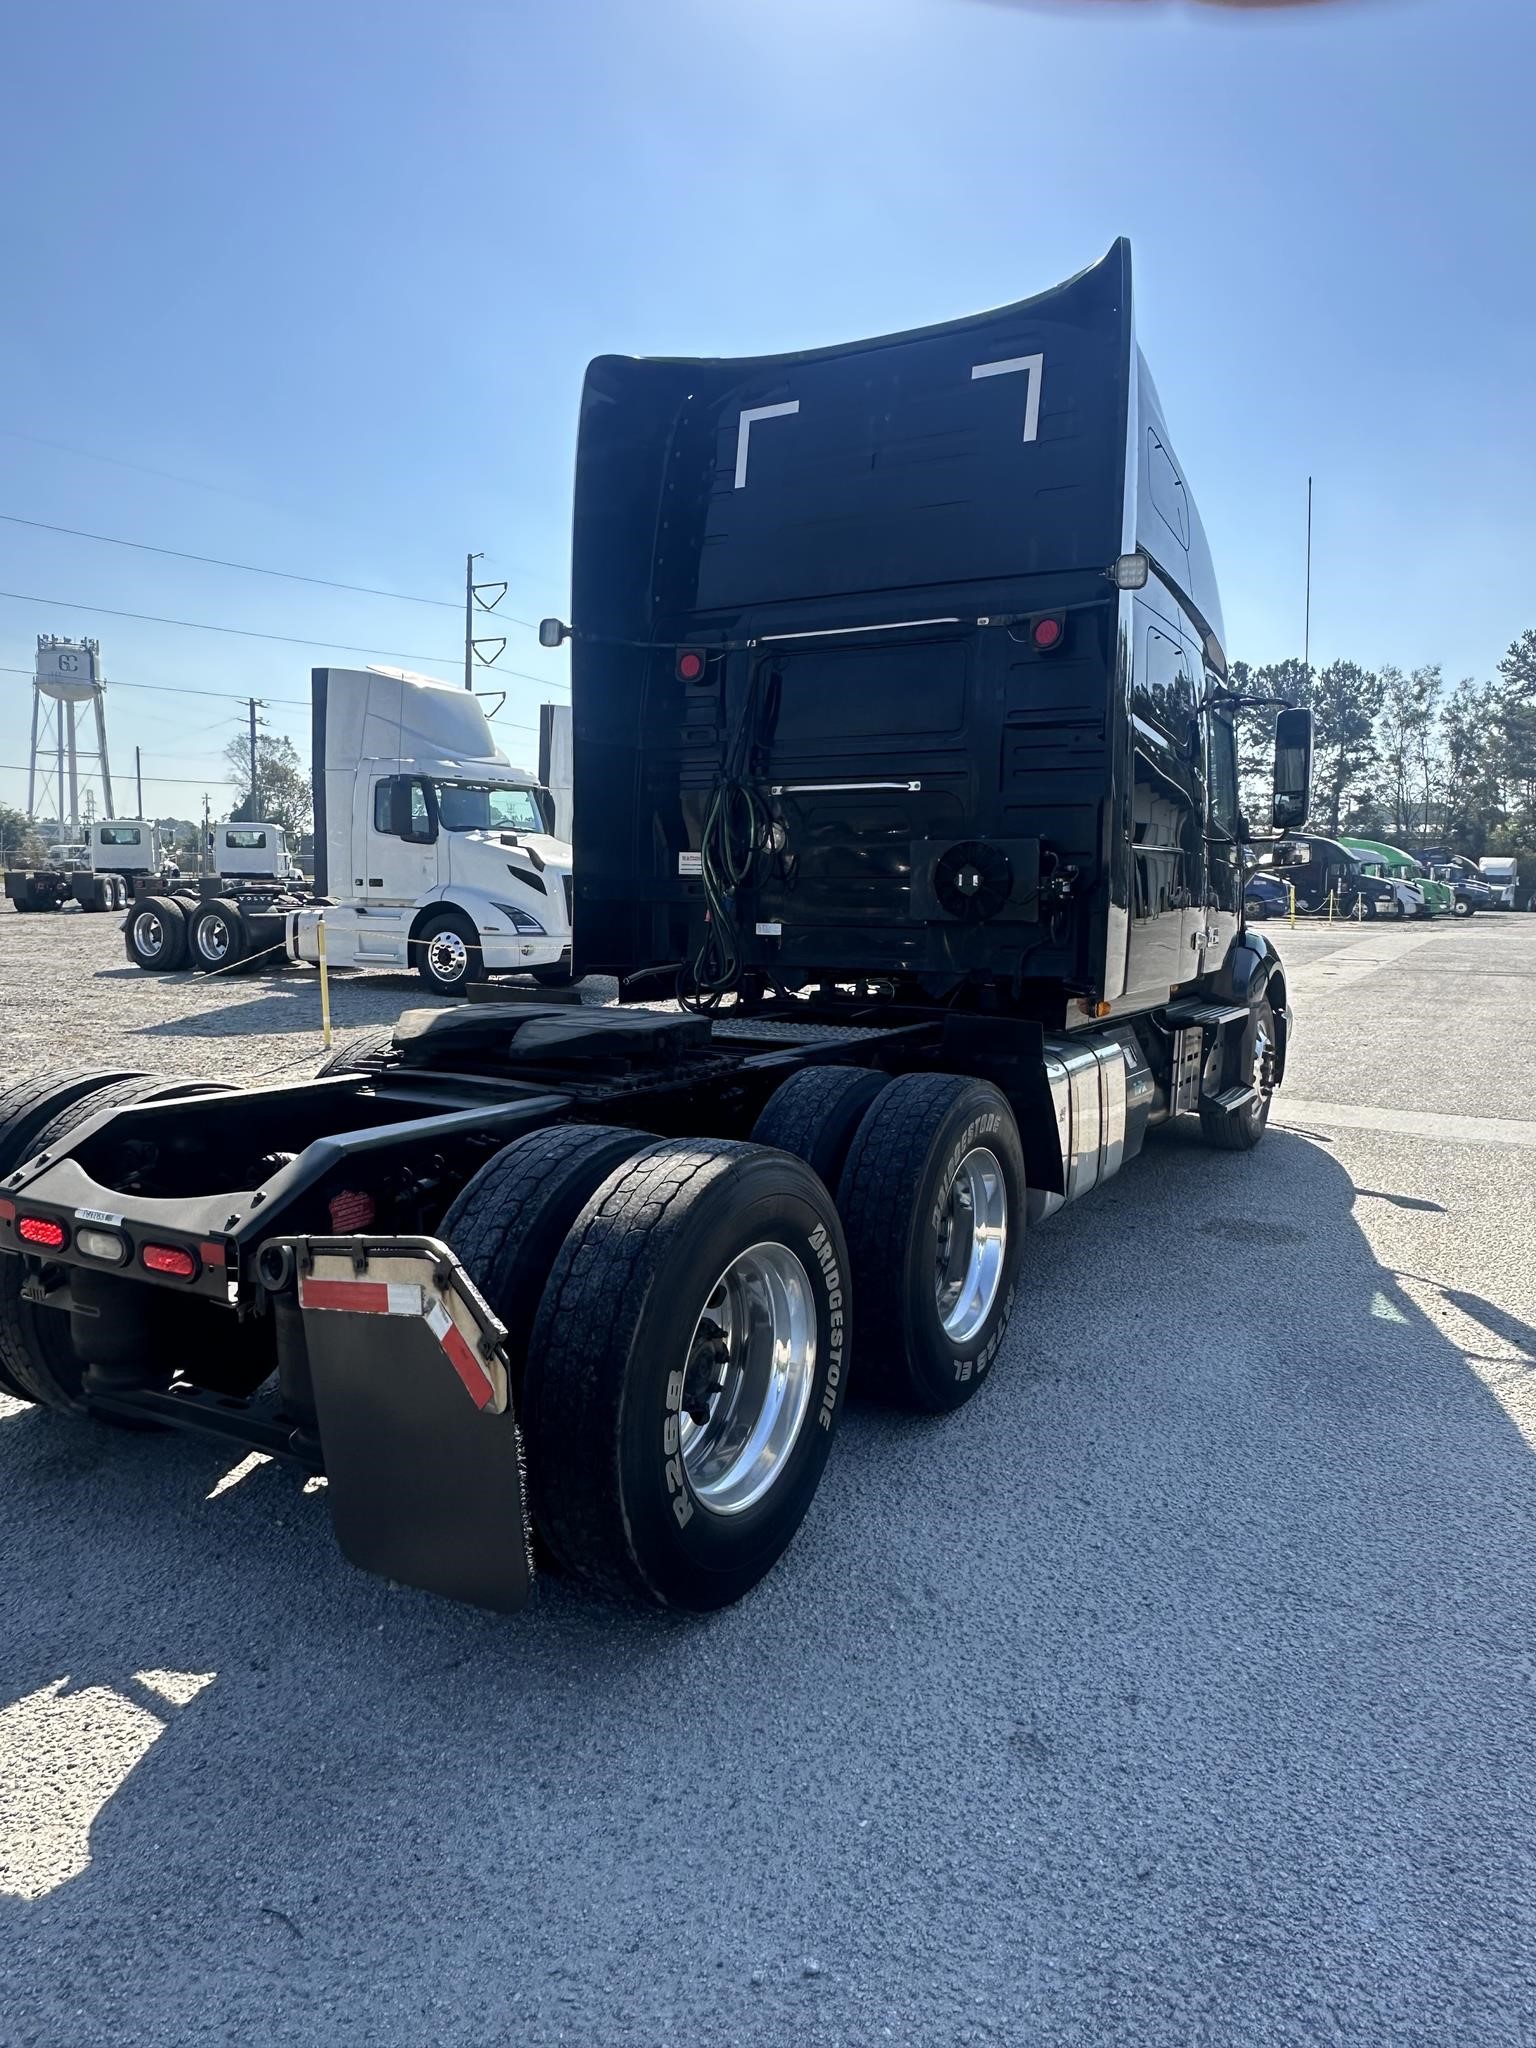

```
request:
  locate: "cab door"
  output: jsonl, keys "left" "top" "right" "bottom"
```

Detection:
{"left": 364, "top": 774, "right": 442, "bottom": 906}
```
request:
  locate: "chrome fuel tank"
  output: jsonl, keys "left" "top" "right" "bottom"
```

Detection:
{"left": 1027, "top": 1028, "right": 1155, "bottom": 1225}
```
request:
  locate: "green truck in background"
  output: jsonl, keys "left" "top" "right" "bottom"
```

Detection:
{"left": 1339, "top": 838, "right": 1454, "bottom": 917}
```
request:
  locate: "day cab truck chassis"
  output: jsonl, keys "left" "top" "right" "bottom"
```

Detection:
{"left": 0, "top": 242, "right": 1314, "bottom": 1617}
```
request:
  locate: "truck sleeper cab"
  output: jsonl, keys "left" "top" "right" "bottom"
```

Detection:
{"left": 0, "top": 242, "right": 1311, "bottom": 1621}
{"left": 1270, "top": 835, "right": 1417, "bottom": 920}
{"left": 1339, "top": 838, "right": 1451, "bottom": 918}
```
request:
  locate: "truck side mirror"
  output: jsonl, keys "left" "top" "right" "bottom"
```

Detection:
{"left": 1272, "top": 707, "right": 1312, "bottom": 831}
{"left": 388, "top": 778, "right": 435, "bottom": 843}
{"left": 387, "top": 778, "right": 415, "bottom": 840}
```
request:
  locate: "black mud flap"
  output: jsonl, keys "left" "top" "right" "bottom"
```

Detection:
{"left": 282, "top": 1234, "right": 533, "bottom": 1614}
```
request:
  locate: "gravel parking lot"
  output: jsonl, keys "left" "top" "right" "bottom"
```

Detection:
{"left": 3, "top": 905, "right": 1535, "bottom": 2046}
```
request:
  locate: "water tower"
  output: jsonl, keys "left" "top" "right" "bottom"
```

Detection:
{"left": 28, "top": 635, "right": 115, "bottom": 833}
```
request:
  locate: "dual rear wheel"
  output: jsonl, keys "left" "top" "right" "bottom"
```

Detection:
{"left": 440, "top": 1069, "right": 1026, "bottom": 1609}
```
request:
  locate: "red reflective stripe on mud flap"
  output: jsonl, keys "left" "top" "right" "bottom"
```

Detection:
{"left": 300, "top": 1278, "right": 392, "bottom": 1314}
{"left": 300, "top": 1271, "right": 496, "bottom": 1410}
{"left": 424, "top": 1297, "right": 496, "bottom": 1411}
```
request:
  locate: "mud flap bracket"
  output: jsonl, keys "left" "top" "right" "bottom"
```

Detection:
{"left": 276, "top": 1233, "right": 533, "bottom": 1614}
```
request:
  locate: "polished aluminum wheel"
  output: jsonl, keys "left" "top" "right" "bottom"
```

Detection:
{"left": 678, "top": 1242, "right": 817, "bottom": 1516}
{"left": 1253, "top": 1012, "right": 1275, "bottom": 1099}
{"left": 426, "top": 929, "right": 469, "bottom": 984}
{"left": 934, "top": 1146, "right": 1007, "bottom": 1343}
{"left": 197, "top": 914, "right": 233, "bottom": 964}
{"left": 133, "top": 911, "right": 166, "bottom": 961}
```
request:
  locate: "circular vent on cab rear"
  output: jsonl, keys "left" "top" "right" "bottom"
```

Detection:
{"left": 932, "top": 841, "right": 1014, "bottom": 923}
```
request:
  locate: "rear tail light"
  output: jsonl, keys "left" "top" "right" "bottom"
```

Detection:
{"left": 77, "top": 1228, "right": 127, "bottom": 1264}
{"left": 142, "top": 1243, "right": 198, "bottom": 1280}
{"left": 18, "top": 1215, "right": 67, "bottom": 1250}
{"left": 1030, "top": 613, "right": 1066, "bottom": 651}
{"left": 675, "top": 648, "right": 707, "bottom": 683}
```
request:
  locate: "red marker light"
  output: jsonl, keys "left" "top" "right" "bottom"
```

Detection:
{"left": 18, "top": 1215, "right": 66, "bottom": 1250}
{"left": 1031, "top": 614, "right": 1065, "bottom": 651}
{"left": 142, "top": 1243, "right": 197, "bottom": 1280}
{"left": 676, "top": 648, "right": 706, "bottom": 683}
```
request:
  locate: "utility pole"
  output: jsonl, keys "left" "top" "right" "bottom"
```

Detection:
{"left": 1303, "top": 475, "right": 1313, "bottom": 683}
{"left": 463, "top": 550, "right": 508, "bottom": 690}
{"left": 249, "top": 698, "right": 260, "bottom": 819}
{"left": 135, "top": 744, "right": 144, "bottom": 818}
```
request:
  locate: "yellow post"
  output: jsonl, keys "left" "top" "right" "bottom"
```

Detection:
{"left": 1327, "top": 889, "right": 1336, "bottom": 923}
{"left": 1355, "top": 892, "right": 1364, "bottom": 921}
{"left": 317, "top": 915, "right": 333, "bottom": 1050}
{"left": 1288, "top": 883, "right": 1296, "bottom": 928}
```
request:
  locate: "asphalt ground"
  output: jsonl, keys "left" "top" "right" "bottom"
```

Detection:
{"left": 2, "top": 904, "right": 1535, "bottom": 2046}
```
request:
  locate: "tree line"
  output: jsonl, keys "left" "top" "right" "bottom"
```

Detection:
{"left": 1233, "top": 626, "right": 1536, "bottom": 866}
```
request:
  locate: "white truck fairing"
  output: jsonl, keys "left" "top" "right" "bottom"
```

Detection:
{"left": 297, "top": 666, "right": 573, "bottom": 979}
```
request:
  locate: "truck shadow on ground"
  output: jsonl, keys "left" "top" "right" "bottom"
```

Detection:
{"left": 3, "top": 1128, "right": 1536, "bottom": 2044}
{"left": 117, "top": 972, "right": 583, "bottom": 1042}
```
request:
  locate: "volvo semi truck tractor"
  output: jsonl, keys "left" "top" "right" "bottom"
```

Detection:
{"left": 121, "top": 666, "right": 574, "bottom": 992}
{"left": 0, "top": 241, "right": 1310, "bottom": 1618}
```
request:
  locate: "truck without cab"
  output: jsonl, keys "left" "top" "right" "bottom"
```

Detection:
{"left": 0, "top": 241, "right": 1311, "bottom": 1617}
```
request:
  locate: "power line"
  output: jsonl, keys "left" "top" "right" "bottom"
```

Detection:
{"left": 0, "top": 662, "right": 308, "bottom": 707}
{"left": 0, "top": 427, "right": 293, "bottom": 511}
{"left": 0, "top": 589, "right": 569, "bottom": 690}
{"left": 0, "top": 665, "right": 539, "bottom": 743}
{"left": 0, "top": 511, "right": 541, "bottom": 626}
{"left": 0, "top": 759, "right": 234, "bottom": 789}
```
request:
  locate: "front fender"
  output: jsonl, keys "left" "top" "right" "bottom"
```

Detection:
{"left": 1205, "top": 932, "right": 1291, "bottom": 1083}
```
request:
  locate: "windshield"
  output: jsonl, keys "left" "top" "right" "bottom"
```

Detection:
{"left": 433, "top": 781, "right": 546, "bottom": 835}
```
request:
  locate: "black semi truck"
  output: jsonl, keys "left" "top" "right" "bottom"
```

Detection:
{"left": 0, "top": 242, "right": 1311, "bottom": 1616}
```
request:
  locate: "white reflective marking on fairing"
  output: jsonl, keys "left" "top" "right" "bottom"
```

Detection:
{"left": 386, "top": 1283, "right": 425, "bottom": 1316}
{"left": 734, "top": 401, "right": 799, "bottom": 489}
{"left": 971, "top": 352, "right": 1044, "bottom": 442}
{"left": 423, "top": 1297, "right": 452, "bottom": 1341}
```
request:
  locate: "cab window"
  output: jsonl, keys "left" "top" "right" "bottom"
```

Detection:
{"left": 1208, "top": 713, "right": 1239, "bottom": 835}
{"left": 373, "top": 776, "right": 435, "bottom": 843}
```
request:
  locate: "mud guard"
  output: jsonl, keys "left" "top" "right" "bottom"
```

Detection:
{"left": 279, "top": 1233, "right": 533, "bottom": 1614}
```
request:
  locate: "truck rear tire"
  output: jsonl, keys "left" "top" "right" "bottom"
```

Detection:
{"left": 0, "top": 1076, "right": 205, "bottom": 1411}
{"left": 0, "top": 1069, "right": 147, "bottom": 1401}
{"left": 750, "top": 1064, "right": 893, "bottom": 1192}
{"left": 0, "top": 1068, "right": 149, "bottom": 1178}
{"left": 837, "top": 1073, "right": 1024, "bottom": 1414}
{"left": 315, "top": 1027, "right": 400, "bottom": 1078}
{"left": 415, "top": 910, "right": 482, "bottom": 996}
{"left": 1198, "top": 994, "right": 1277, "bottom": 1152}
{"left": 522, "top": 1140, "right": 850, "bottom": 1609}
{"left": 189, "top": 898, "right": 247, "bottom": 973}
{"left": 0, "top": 1074, "right": 234, "bottom": 1413}
{"left": 125, "top": 895, "right": 189, "bottom": 971}
{"left": 440, "top": 1124, "right": 658, "bottom": 1396}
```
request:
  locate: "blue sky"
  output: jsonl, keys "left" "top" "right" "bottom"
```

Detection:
{"left": 1, "top": 0, "right": 1531, "bottom": 820}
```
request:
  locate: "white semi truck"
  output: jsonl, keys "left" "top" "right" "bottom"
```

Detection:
{"left": 1477, "top": 856, "right": 1519, "bottom": 909}
{"left": 122, "top": 666, "right": 574, "bottom": 995}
